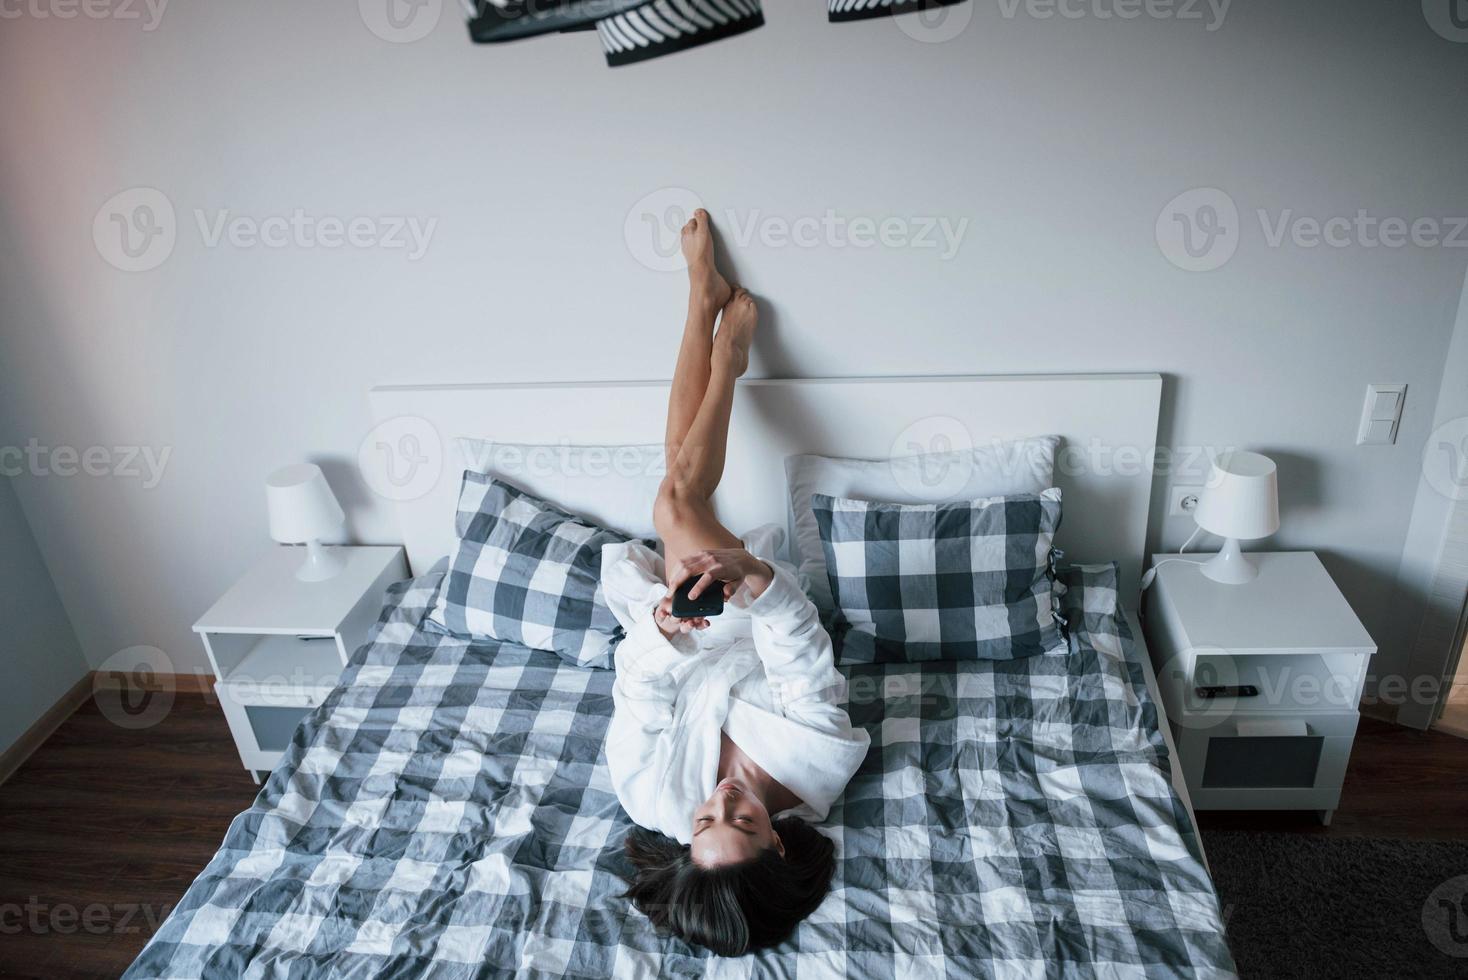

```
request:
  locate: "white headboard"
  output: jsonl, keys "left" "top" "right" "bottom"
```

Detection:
{"left": 367, "top": 374, "right": 1162, "bottom": 599}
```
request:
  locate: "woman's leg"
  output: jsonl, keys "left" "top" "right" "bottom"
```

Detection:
{"left": 667, "top": 289, "right": 755, "bottom": 499}
{"left": 656, "top": 289, "right": 758, "bottom": 586}
{"left": 665, "top": 209, "right": 730, "bottom": 467}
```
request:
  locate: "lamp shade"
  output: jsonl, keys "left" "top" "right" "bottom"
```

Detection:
{"left": 1194, "top": 451, "right": 1280, "bottom": 541}
{"left": 266, "top": 464, "right": 344, "bottom": 544}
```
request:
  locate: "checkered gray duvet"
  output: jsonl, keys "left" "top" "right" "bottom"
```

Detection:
{"left": 128, "top": 566, "right": 1236, "bottom": 979}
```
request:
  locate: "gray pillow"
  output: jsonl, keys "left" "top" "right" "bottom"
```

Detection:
{"left": 428, "top": 473, "right": 643, "bottom": 668}
{"left": 813, "top": 488, "right": 1065, "bottom": 663}
{"left": 785, "top": 435, "right": 1058, "bottom": 611}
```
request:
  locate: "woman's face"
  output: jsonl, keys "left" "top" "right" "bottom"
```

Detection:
{"left": 689, "top": 778, "right": 785, "bottom": 868}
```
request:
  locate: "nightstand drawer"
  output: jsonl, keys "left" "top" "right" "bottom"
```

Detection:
{"left": 215, "top": 680, "right": 327, "bottom": 772}
{"left": 216, "top": 672, "right": 332, "bottom": 709}
{"left": 1173, "top": 710, "right": 1358, "bottom": 811}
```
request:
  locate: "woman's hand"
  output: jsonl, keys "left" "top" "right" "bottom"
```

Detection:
{"left": 676, "top": 548, "right": 775, "bottom": 603}
{"left": 653, "top": 596, "right": 710, "bottom": 638}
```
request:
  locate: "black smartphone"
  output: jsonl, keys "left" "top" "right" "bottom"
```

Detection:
{"left": 671, "top": 577, "right": 724, "bottom": 619}
{"left": 1194, "top": 685, "right": 1260, "bottom": 699}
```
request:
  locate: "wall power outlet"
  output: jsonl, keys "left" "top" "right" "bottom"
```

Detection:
{"left": 1169, "top": 486, "right": 1202, "bottom": 517}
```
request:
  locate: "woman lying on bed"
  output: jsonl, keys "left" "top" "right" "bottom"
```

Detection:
{"left": 601, "top": 209, "right": 870, "bottom": 957}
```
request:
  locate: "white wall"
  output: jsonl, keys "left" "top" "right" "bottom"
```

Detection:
{"left": 0, "top": 2, "right": 1464, "bottom": 694}
{"left": 0, "top": 476, "right": 88, "bottom": 755}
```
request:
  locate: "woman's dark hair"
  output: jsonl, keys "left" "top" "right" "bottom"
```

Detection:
{"left": 621, "top": 817, "right": 835, "bottom": 956}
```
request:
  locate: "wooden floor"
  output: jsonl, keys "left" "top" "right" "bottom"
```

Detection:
{"left": 0, "top": 692, "right": 259, "bottom": 980}
{"left": 0, "top": 702, "right": 1465, "bottom": 977}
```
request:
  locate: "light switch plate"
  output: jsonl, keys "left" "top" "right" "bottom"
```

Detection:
{"left": 1357, "top": 383, "right": 1405, "bottom": 445}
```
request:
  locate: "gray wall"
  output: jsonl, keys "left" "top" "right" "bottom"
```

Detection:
{"left": 0, "top": 3, "right": 1465, "bottom": 696}
{"left": 0, "top": 476, "right": 88, "bottom": 755}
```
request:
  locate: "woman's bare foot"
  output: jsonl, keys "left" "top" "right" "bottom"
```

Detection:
{"left": 713, "top": 287, "right": 757, "bottom": 377}
{"left": 681, "top": 209, "right": 731, "bottom": 313}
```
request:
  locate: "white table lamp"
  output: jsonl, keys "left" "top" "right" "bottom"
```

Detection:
{"left": 1194, "top": 450, "right": 1280, "bottom": 584}
{"left": 266, "top": 463, "right": 346, "bottom": 582}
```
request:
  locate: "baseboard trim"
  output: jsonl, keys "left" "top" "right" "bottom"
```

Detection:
{"left": 0, "top": 673, "right": 95, "bottom": 787}
{"left": 90, "top": 670, "right": 215, "bottom": 696}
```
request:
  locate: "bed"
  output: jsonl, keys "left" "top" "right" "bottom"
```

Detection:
{"left": 127, "top": 374, "right": 1236, "bottom": 978}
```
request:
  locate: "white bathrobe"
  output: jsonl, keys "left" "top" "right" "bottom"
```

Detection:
{"left": 601, "top": 527, "right": 871, "bottom": 845}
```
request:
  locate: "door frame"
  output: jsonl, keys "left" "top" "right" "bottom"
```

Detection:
{"left": 1395, "top": 266, "right": 1468, "bottom": 731}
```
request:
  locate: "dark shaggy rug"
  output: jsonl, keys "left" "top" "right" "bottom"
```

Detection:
{"left": 1201, "top": 831, "right": 1468, "bottom": 979}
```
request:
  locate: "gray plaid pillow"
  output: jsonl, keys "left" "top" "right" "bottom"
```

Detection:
{"left": 428, "top": 473, "right": 640, "bottom": 668}
{"left": 812, "top": 488, "right": 1065, "bottom": 663}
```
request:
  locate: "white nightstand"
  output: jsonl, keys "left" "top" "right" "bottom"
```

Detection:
{"left": 1142, "top": 551, "right": 1376, "bottom": 825}
{"left": 194, "top": 545, "right": 407, "bottom": 782}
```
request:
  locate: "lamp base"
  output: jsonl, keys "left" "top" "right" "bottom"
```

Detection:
{"left": 296, "top": 539, "right": 345, "bottom": 582}
{"left": 1200, "top": 537, "right": 1257, "bottom": 585}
